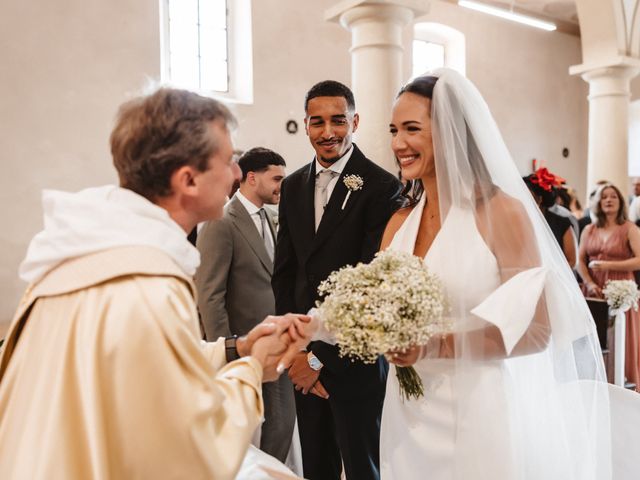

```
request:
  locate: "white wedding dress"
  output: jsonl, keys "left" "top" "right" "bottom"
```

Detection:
{"left": 312, "top": 69, "right": 616, "bottom": 479}
{"left": 381, "top": 194, "right": 546, "bottom": 480}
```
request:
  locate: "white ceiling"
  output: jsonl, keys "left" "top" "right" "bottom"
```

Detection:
{"left": 495, "top": 0, "right": 578, "bottom": 23}
{"left": 445, "top": 0, "right": 580, "bottom": 35}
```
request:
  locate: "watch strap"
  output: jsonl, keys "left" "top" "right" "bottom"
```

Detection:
{"left": 224, "top": 335, "right": 240, "bottom": 363}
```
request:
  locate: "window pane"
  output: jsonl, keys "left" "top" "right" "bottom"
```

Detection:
{"left": 170, "top": 54, "right": 200, "bottom": 89}
{"left": 200, "top": 27, "right": 227, "bottom": 62}
{"left": 412, "top": 40, "right": 445, "bottom": 78}
{"left": 166, "top": 0, "right": 229, "bottom": 92}
{"left": 169, "top": 0, "right": 198, "bottom": 25}
{"left": 200, "top": 58, "right": 228, "bottom": 92}
{"left": 169, "top": 20, "right": 198, "bottom": 56}
{"left": 199, "top": 0, "right": 227, "bottom": 29}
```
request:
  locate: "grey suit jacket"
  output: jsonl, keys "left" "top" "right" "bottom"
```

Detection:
{"left": 195, "top": 194, "right": 277, "bottom": 340}
{"left": 195, "top": 195, "right": 294, "bottom": 462}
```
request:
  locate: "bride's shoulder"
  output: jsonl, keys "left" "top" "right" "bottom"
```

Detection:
{"left": 482, "top": 189, "right": 527, "bottom": 219}
{"left": 380, "top": 205, "right": 414, "bottom": 250}
{"left": 476, "top": 189, "right": 532, "bottom": 240}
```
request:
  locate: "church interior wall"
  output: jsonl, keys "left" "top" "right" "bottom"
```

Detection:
{"left": 416, "top": 1, "right": 588, "bottom": 199}
{"left": 0, "top": 0, "right": 594, "bottom": 325}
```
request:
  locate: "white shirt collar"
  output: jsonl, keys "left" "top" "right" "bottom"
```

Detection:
{"left": 235, "top": 190, "right": 262, "bottom": 216}
{"left": 314, "top": 145, "right": 354, "bottom": 176}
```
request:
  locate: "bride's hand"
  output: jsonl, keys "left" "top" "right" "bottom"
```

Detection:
{"left": 386, "top": 345, "right": 422, "bottom": 366}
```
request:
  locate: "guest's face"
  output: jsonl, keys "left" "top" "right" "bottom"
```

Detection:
{"left": 305, "top": 96, "right": 359, "bottom": 167}
{"left": 634, "top": 180, "right": 640, "bottom": 197}
{"left": 390, "top": 92, "right": 434, "bottom": 181}
{"left": 599, "top": 187, "right": 621, "bottom": 216}
{"left": 254, "top": 165, "right": 286, "bottom": 205}
{"left": 194, "top": 121, "right": 241, "bottom": 220}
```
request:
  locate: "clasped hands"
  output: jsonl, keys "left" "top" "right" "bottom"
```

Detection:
{"left": 236, "top": 313, "right": 329, "bottom": 398}
{"left": 235, "top": 313, "right": 316, "bottom": 382}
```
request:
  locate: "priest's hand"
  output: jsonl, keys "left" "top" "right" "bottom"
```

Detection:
{"left": 236, "top": 314, "right": 312, "bottom": 381}
{"left": 251, "top": 328, "right": 290, "bottom": 382}
{"left": 236, "top": 314, "right": 306, "bottom": 357}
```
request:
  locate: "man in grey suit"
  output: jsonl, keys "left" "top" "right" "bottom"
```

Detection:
{"left": 195, "top": 147, "right": 292, "bottom": 462}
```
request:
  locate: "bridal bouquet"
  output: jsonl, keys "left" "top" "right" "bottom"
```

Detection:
{"left": 316, "top": 249, "right": 449, "bottom": 400}
{"left": 602, "top": 279, "right": 640, "bottom": 316}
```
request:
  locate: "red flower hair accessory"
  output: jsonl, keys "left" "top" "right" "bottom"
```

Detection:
{"left": 530, "top": 167, "right": 565, "bottom": 192}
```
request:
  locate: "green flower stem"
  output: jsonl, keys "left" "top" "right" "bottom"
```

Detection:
{"left": 396, "top": 366, "right": 424, "bottom": 401}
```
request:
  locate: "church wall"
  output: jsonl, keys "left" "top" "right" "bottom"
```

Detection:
{"left": 0, "top": 0, "right": 588, "bottom": 325}
{"left": 0, "top": 0, "right": 160, "bottom": 326}
{"left": 415, "top": 1, "right": 589, "bottom": 199}
{"left": 228, "top": 0, "right": 351, "bottom": 175}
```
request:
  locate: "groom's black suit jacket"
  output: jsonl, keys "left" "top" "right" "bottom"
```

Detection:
{"left": 272, "top": 144, "right": 402, "bottom": 399}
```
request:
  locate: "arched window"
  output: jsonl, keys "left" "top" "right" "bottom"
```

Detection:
{"left": 161, "top": 0, "right": 253, "bottom": 103}
{"left": 412, "top": 22, "right": 465, "bottom": 78}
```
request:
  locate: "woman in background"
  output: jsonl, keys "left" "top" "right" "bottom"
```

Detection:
{"left": 523, "top": 172, "right": 576, "bottom": 268}
{"left": 578, "top": 183, "right": 640, "bottom": 389}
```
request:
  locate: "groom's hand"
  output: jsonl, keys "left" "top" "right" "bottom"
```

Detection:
{"left": 288, "top": 352, "right": 320, "bottom": 394}
{"left": 310, "top": 380, "right": 329, "bottom": 399}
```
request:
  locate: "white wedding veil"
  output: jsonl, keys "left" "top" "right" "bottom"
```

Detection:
{"left": 414, "top": 68, "right": 611, "bottom": 478}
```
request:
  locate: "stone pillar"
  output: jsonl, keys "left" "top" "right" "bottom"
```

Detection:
{"left": 570, "top": 60, "right": 640, "bottom": 196}
{"left": 326, "top": 0, "right": 429, "bottom": 173}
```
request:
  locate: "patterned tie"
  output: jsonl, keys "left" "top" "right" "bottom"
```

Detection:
{"left": 258, "top": 208, "right": 274, "bottom": 261}
{"left": 315, "top": 169, "right": 338, "bottom": 231}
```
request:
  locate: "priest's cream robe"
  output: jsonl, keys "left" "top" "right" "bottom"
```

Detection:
{"left": 0, "top": 246, "right": 264, "bottom": 479}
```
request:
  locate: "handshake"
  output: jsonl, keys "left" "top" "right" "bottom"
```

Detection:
{"left": 234, "top": 314, "right": 317, "bottom": 382}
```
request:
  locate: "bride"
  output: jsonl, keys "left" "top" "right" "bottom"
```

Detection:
{"left": 297, "top": 69, "right": 614, "bottom": 479}
{"left": 377, "top": 69, "right": 611, "bottom": 479}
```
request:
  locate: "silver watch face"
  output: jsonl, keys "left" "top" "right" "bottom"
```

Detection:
{"left": 308, "top": 356, "right": 322, "bottom": 371}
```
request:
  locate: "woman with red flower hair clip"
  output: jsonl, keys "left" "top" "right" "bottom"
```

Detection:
{"left": 523, "top": 170, "right": 577, "bottom": 268}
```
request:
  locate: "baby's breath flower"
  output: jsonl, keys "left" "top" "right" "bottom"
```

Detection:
{"left": 316, "top": 250, "right": 450, "bottom": 401}
{"left": 343, "top": 174, "right": 364, "bottom": 192}
{"left": 340, "top": 175, "right": 364, "bottom": 210}
{"left": 602, "top": 280, "right": 639, "bottom": 315}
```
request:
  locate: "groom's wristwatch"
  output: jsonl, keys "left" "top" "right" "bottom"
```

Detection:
{"left": 307, "top": 351, "right": 323, "bottom": 371}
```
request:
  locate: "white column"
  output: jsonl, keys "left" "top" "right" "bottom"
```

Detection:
{"left": 326, "top": 0, "right": 429, "bottom": 173}
{"left": 570, "top": 60, "right": 640, "bottom": 196}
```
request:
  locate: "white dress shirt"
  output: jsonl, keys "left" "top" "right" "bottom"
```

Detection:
{"left": 314, "top": 145, "right": 354, "bottom": 202}
{"left": 235, "top": 191, "right": 275, "bottom": 252}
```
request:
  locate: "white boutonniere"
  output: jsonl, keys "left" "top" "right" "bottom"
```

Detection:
{"left": 341, "top": 174, "right": 364, "bottom": 210}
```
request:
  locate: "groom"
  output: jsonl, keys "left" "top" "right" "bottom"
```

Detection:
{"left": 272, "top": 80, "right": 402, "bottom": 480}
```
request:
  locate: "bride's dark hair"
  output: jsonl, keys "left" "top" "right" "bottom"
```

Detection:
{"left": 396, "top": 74, "right": 495, "bottom": 207}
{"left": 396, "top": 76, "right": 437, "bottom": 207}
